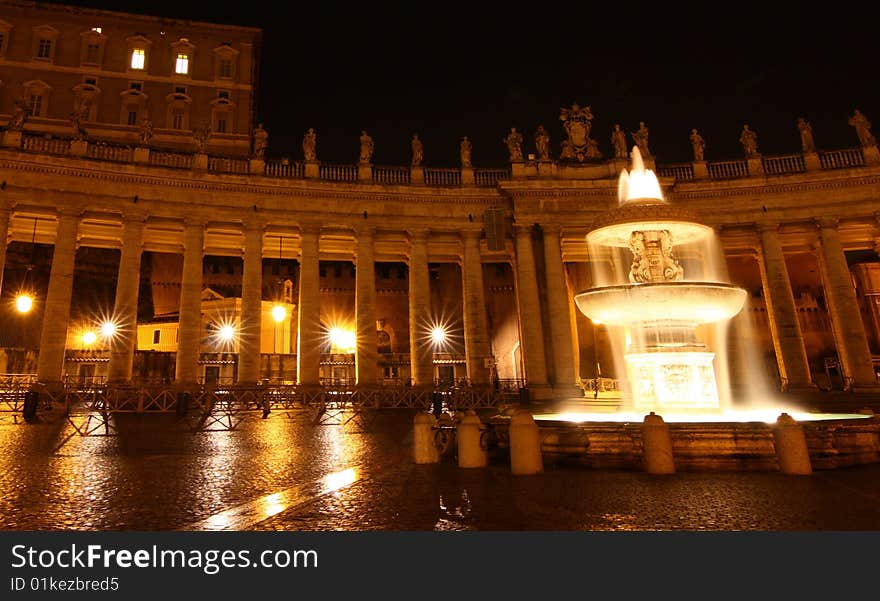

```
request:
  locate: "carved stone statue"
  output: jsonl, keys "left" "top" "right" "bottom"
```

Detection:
{"left": 631, "top": 121, "right": 650, "bottom": 157}
{"left": 611, "top": 124, "right": 627, "bottom": 159}
{"left": 359, "top": 130, "right": 374, "bottom": 164}
{"left": 8, "top": 96, "right": 29, "bottom": 131}
{"left": 534, "top": 125, "right": 550, "bottom": 161}
{"left": 460, "top": 136, "right": 472, "bottom": 167}
{"left": 138, "top": 115, "right": 153, "bottom": 146}
{"left": 411, "top": 133, "right": 423, "bottom": 166}
{"left": 689, "top": 128, "right": 706, "bottom": 161}
{"left": 248, "top": 123, "right": 267, "bottom": 159}
{"left": 797, "top": 118, "right": 815, "bottom": 153}
{"left": 302, "top": 127, "right": 317, "bottom": 161}
{"left": 739, "top": 124, "right": 759, "bottom": 157}
{"left": 503, "top": 127, "right": 524, "bottom": 162}
{"left": 848, "top": 110, "right": 876, "bottom": 147}
{"left": 69, "top": 98, "right": 90, "bottom": 141}
{"left": 629, "top": 230, "right": 683, "bottom": 284}
{"left": 559, "top": 102, "right": 597, "bottom": 162}
{"left": 193, "top": 122, "right": 211, "bottom": 153}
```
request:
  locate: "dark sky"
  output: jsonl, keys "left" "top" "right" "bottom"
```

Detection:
{"left": 62, "top": 1, "right": 880, "bottom": 167}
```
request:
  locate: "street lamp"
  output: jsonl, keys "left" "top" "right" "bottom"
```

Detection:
{"left": 15, "top": 293, "right": 33, "bottom": 314}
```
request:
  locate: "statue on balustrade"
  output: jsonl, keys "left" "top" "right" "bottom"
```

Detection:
{"left": 411, "top": 133, "right": 423, "bottom": 166}
{"left": 534, "top": 125, "right": 551, "bottom": 161}
{"left": 848, "top": 109, "right": 876, "bottom": 147}
{"left": 139, "top": 115, "right": 153, "bottom": 146}
{"left": 797, "top": 118, "right": 816, "bottom": 153}
{"left": 302, "top": 128, "right": 317, "bottom": 161}
{"left": 689, "top": 128, "right": 705, "bottom": 161}
{"left": 611, "top": 124, "right": 627, "bottom": 159}
{"left": 559, "top": 102, "right": 597, "bottom": 162}
{"left": 739, "top": 124, "right": 759, "bottom": 157}
{"left": 8, "top": 96, "right": 29, "bottom": 131}
{"left": 252, "top": 123, "right": 269, "bottom": 159}
{"left": 503, "top": 127, "right": 524, "bottom": 162}
{"left": 359, "top": 130, "right": 374, "bottom": 164}
{"left": 460, "top": 136, "right": 472, "bottom": 167}
{"left": 631, "top": 121, "right": 650, "bottom": 157}
{"left": 69, "top": 98, "right": 90, "bottom": 141}
{"left": 193, "top": 122, "right": 211, "bottom": 153}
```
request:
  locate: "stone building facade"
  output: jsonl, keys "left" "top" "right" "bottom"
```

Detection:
{"left": 0, "top": 7, "right": 878, "bottom": 402}
{"left": 0, "top": 1, "right": 259, "bottom": 156}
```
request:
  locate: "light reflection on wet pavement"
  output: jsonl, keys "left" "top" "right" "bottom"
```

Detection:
{"left": 2, "top": 410, "right": 880, "bottom": 531}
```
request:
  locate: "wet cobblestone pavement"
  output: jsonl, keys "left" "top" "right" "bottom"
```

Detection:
{"left": 3, "top": 409, "right": 880, "bottom": 531}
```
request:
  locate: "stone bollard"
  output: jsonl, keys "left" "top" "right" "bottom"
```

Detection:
{"left": 457, "top": 410, "right": 488, "bottom": 468}
{"left": 642, "top": 412, "right": 675, "bottom": 474}
{"left": 413, "top": 412, "right": 440, "bottom": 464}
{"left": 509, "top": 410, "right": 543, "bottom": 475}
{"left": 773, "top": 413, "right": 812, "bottom": 475}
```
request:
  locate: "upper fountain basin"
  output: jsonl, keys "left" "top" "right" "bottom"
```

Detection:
{"left": 574, "top": 282, "right": 748, "bottom": 326}
{"left": 586, "top": 203, "right": 713, "bottom": 247}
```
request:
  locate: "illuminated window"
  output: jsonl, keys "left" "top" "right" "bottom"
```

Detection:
{"left": 172, "top": 112, "right": 184, "bottom": 130}
{"left": 91, "top": 27, "right": 102, "bottom": 34}
{"left": 131, "top": 48, "right": 145, "bottom": 69}
{"left": 175, "top": 53, "right": 189, "bottom": 74}
{"left": 37, "top": 38, "right": 52, "bottom": 58}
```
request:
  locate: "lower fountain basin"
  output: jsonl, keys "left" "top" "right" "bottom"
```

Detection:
{"left": 574, "top": 281, "right": 748, "bottom": 326}
{"left": 488, "top": 411, "right": 879, "bottom": 471}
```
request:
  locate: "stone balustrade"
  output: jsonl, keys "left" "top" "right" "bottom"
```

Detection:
{"left": 425, "top": 167, "right": 462, "bottom": 186}
{"left": 707, "top": 159, "right": 750, "bottom": 179}
{"left": 372, "top": 165, "right": 411, "bottom": 185}
{"left": 761, "top": 153, "right": 806, "bottom": 175}
{"left": 819, "top": 147, "right": 865, "bottom": 169}
{"left": 4, "top": 128, "right": 879, "bottom": 186}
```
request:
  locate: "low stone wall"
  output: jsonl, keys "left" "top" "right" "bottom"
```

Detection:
{"left": 488, "top": 415, "right": 880, "bottom": 471}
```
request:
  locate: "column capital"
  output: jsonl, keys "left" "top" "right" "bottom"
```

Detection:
{"left": 298, "top": 222, "right": 322, "bottom": 236}
{"left": 355, "top": 224, "right": 376, "bottom": 239}
{"left": 512, "top": 223, "right": 535, "bottom": 238}
{"left": 241, "top": 219, "right": 265, "bottom": 233}
{"left": 815, "top": 217, "right": 839, "bottom": 231}
{"left": 182, "top": 217, "right": 206, "bottom": 230}
{"left": 755, "top": 221, "right": 780, "bottom": 234}
{"left": 541, "top": 223, "right": 563, "bottom": 236}
{"left": 408, "top": 228, "right": 429, "bottom": 243}
{"left": 57, "top": 206, "right": 83, "bottom": 219}
{"left": 121, "top": 211, "right": 148, "bottom": 225}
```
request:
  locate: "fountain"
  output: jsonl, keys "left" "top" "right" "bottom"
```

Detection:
{"left": 574, "top": 147, "right": 746, "bottom": 415}
{"left": 489, "top": 148, "right": 880, "bottom": 471}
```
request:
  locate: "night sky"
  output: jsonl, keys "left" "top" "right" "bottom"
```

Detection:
{"left": 58, "top": 2, "right": 880, "bottom": 167}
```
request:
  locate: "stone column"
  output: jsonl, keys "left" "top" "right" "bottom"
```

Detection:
{"left": 107, "top": 215, "right": 145, "bottom": 382}
{"left": 0, "top": 207, "right": 11, "bottom": 294}
{"left": 355, "top": 227, "right": 378, "bottom": 385}
{"left": 756, "top": 223, "right": 813, "bottom": 389}
{"left": 513, "top": 225, "right": 550, "bottom": 394}
{"left": 408, "top": 229, "right": 434, "bottom": 386}
{"left": 815, "top": 218, "right": 877, "bottom": 388}
{"left": 174, "top": 220, "right": 204, "bottom": 386}
{"left": 297, "top": 226, "right": 321, "bottom": 386}
{"left": 36, "top": 210, "right": 80, "bottom": 385}
{"left": 461, "top": 230, "right": 490, "bottom": 385}
{"left": 542, "top": 225, "right": 579, "bottom": 395}
{"left": 238, "top": 222, "right": 264, "bottom": 384}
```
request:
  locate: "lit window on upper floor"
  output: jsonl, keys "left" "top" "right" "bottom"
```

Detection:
{"left": 91, "top": 27, "right": 102, "bottom": 34}
{"left": 37, "top": 39, "right": 52, "bottom": 59}
{"left": 175, "top": 53, "right": 189, "bottom": 75}
{"left": 131, "top": 48, "right": 145, "bottom": 70}
{"left": 29, "top": 94, "right": 43, "bottom": 117}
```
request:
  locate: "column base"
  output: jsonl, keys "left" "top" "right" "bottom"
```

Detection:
{"left": 552, "top": 384, "right": 585, "bottom": 400}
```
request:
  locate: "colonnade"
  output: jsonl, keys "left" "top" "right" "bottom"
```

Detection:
{"left": 3, "top": 208, "right": 877, "bottom": 394}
